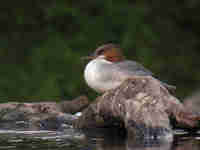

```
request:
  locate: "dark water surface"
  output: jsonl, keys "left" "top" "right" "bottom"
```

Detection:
{"left": 0, "top": 129, "right": 200, "bottom": 150}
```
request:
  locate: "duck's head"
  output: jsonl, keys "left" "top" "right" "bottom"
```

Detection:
{"left": 83, "top": 43, "right": 125, "bottom": 62}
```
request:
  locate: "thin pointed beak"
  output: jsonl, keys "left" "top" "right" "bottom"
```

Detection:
{"left": 81, "top": 56, "right": 95, "bottom": 60}
{"left": 81, "top": 52, "right": 96, "bottom": 60}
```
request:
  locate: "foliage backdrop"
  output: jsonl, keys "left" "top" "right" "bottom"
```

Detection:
{"left": 0, "top": 0, "right": 200, "bottom": 102}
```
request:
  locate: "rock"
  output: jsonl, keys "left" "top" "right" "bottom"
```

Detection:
{"left": 74, "top": 76, "right": 200, "bottom": 140}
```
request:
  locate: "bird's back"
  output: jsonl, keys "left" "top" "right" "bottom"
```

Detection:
{"left": 115, "top": 60, "right": 153, "bottom": 76}
{"left": 115, "top": 60, "right": 176, "bottom": 91}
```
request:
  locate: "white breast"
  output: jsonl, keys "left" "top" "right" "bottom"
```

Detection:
{"left": 84, "top": 58, "right": 121, "bottom": 93}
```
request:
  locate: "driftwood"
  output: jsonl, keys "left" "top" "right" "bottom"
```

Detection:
{"left": 184, "top": 90, "right": 200, "bottom": 113}
{"left": 74, "top": 76, "right": 200, "bottom": 140}
{"left": 0, "top": 77, "right": 199, "bottom": 140}
{"left": 0, "top": 96, "right": 89, "bottom": 130}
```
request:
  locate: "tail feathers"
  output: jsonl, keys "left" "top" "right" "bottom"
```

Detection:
{"left": 160, "top": 81, "right": 176, "bottom": 92}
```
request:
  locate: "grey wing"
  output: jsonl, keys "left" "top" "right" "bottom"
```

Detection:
{"left": 115, "top": 60, "right": 154, "bottom": 76}
{"left": 115, "top": 60, "right": 176, "bottom": 91}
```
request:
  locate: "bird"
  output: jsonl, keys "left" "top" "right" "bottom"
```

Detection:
{"left": 83, "top": 43, "right": 175, "bottom": 93}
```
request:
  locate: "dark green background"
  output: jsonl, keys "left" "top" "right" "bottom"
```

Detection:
{"left": 0, "top": 0, "right": 200, "bottom": 102}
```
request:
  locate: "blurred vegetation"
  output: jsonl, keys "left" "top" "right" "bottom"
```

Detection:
{"left": 0, "top": 0, "right": 200, "bottom": 102}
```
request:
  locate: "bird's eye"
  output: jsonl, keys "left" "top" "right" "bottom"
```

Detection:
{"left": 96, "top": 49, "right": 105, "bottom": 55}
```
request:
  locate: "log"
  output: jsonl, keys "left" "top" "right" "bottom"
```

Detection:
{"left": 0, "top": 96, "right": 89, "bottom": 130}
{"left": 74, "top": 76, "right": 200, "bottom": 140}
{"left": 184, "top": 90, "right": 200, "bottom": 113}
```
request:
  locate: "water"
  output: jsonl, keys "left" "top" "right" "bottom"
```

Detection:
{"left": 0, "top": 129, "right": 199, "bottom": 150}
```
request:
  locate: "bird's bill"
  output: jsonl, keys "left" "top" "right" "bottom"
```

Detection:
{"left": 81, "top": 56, "right": 96, "bottom": 60}
{"left": 81, "top": 51, "right": 97, "bottom": 60}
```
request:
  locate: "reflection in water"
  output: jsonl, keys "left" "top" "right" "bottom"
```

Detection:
{"left": 87, "top": 129, "right": 200, "bottom": 150}
{"left": 126, "top": 138, "right": 171, "bottom": 150}
{"left": 0, "top": 129, "right": 199, "bottom": 150}
{"left": 0, "top": 129, "right": 88, "bottom": 150}
{"left": 172, "top": 136, "right": 200, "bottom": 150}
{"left": 87, "top": 129, "right": 172, "bottom": 150}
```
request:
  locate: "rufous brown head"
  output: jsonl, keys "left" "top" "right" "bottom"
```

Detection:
{"left": 83, "top": 43, "right": 125, "bottom": 62}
